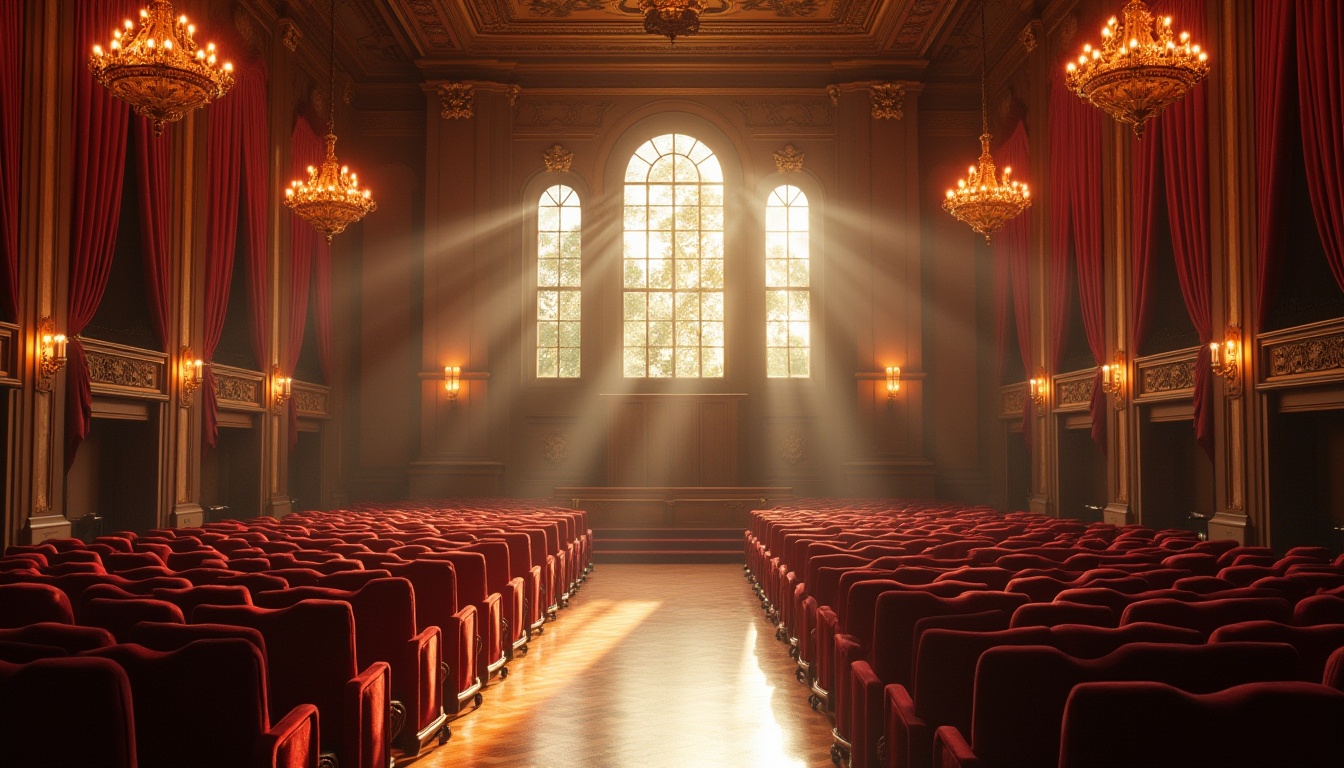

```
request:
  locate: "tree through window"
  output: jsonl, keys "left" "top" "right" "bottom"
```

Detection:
{"left": 537, "top": 184, "right": 581, "bottom": 378}
{"left": 766, "top": 184, "right": 810, "bottom": 377}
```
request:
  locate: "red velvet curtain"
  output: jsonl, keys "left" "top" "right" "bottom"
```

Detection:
{"left": 1156, "top": 0, "right": 1213, "bottom": 457}
{"left": 1255, "top": 0, "right": 1296, "bottom": 327}
{"left": 0, "top": 0, "right": 21, "bottom": 320}
{"left": 239, "top": 68, "right": 269, "bottom": 370}
{"left": 1049, "top": 74, "right": 1108, "bottom": 451}
{"left": 65, "top": 0, "right": 134, "bottom": 469}
{"left": 287, "top": 117, "right": 324, "bottom": 449}
{"left": 200, "top": 68, "right": 249, "bottom": 449}
{"left": 993, "top": 121, "right": 1033, "bottom": 446}
{"left": 135, "top": 120, "right": 172, "bottom": 350}
{"left": 1297, "top": 0, "right": 1344, "bottom": 293}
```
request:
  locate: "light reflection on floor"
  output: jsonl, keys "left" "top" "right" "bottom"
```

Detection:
{"left": 400, "top": 564, "right": 835, "bottom": 768}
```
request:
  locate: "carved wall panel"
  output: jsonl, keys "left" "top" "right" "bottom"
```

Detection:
{"left": 1267, "top": 333, "right": 1344, "bottom": 379}
{"left": 733, "top": 100, "right": 833, "bottom": 128}
{"left": 1001, "top": 387, "right": 1026, "bottom": 416}
{"left": 514, "top": 100, "right": 614, "bottom": 128}
{"left": 1140, "top": 360, "right": 1196, "bottom": 396}
{"left": 294, "top": 388, "right": 330, "bottom": 416}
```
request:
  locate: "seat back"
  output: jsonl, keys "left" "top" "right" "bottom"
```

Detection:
{"left": 0, "top": 622, "right": 115, "bottom": 654}
{"left": 1010, "top": 601, "right": 1116, "bottom": 628}
{"left": 0, "top": 583, "right": 74, "bottom": 627}
{"left": 128, "top": 621, "right": 267, "bottom": 657}
{"left": 1120, "top": 597, "right": 1293, "bottom": 637}
{"left": 81, "top": 598, "right": 185, "bottom": 643}
{"left": 1211, "top": 620, "right": 1344, "bottom": 681}
{"left": 0, "top": 657, "right": 137, "bottom": 768}
{"left": 1059, "top": 681, "right": 1344, "bottom": 768}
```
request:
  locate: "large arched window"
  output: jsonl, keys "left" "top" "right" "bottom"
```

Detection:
{"left": 765, "top": 184, "right": 810, "bottom": 378}
{"left": 623, "top": 134, "right": 724, "bottom": 378}
{"left": 536, "top": 184, "right": 581, "bottom": 378}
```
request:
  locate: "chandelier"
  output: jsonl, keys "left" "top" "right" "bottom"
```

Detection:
{"left": 942, "top": 4, "right": 1031, "bottom": 242}
{"left": 89, "top": 1, "right": 234, "bottom": 136}
{"left": 641, "top": 0, "right": 705, "bottom": 42}
{"left": 1065, "top": 0, "right": 1209, "bottom": 138}
{"left": 284, "top": 0, "right": 375, "bottom": 242}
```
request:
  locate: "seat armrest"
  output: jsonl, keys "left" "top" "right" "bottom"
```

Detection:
{"left": 885, "top": 684, "right": 926, "bottom": 768}
{"left": 408, "top": 625, "right": 443, "bottom": 730}
{"left": 257, "top": 703, "right": 319, "bottom": 768}
{"left": 344, "top": 661, "right": 391, "bottom": 768}
{"left": 931, "top": 726, "right": 980, "bottom": 768}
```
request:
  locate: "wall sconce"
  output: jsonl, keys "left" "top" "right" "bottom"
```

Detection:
{"left": 444, "top": 366, "right": 461, "bottom": 403}
{"left": 1028, "top": 368, "right": 1048, "bottom": 409}
{"left": 178, "top": 347, "right": 204, "bottom": 408}
{"left": 1100, "top": 350, "right": 1126, "bottom": 409}
{"left": 36, "top": 317, "right": 68, "bottom": 393}
{"left": 271, "top": 365, "right": 292, "bottom": 409}
{"left": 1210, "top": 326, "right": 1242, "bottom": 397}
{"left": 885, "top": 366, "right": 900, "bottom": 408}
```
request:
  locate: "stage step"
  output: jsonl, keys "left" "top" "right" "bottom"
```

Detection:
{"left": 593, "top": 527, "right": 744, "bottom": 564}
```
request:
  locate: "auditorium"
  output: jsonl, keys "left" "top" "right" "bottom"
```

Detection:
{"left": 2, "top": 0, "right": 1343, "bottom": 765}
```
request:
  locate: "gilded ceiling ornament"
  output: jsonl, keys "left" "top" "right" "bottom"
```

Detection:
{"left": 870, "top": 82, "right": 905, "bottom": 120}
{"left": 740, "top": 0, "right": 821, "bottom": 17}
{"left": 773, "top": 144, "right": 804, "bottom": 173}
{"left": 526, "top": 0, "right": 604, "bottom": 17}
{"left": 543, "top": 144, "right": 573, "bottom": 173}
{"left": 1019, "top": 19, "right": 1042, "bottom": 52}
{"left": 279, "top": 19, "right": 302, "bottom": 53}
{"left": 437, "top": 82, "right": 475, "bottom": 120}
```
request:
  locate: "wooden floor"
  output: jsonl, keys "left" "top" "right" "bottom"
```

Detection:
{"left": 400, "top": 564, "right": 835, "bottom": 768}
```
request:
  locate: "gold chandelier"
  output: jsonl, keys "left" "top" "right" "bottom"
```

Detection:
{"left": 89, "top": 0, "right": 234, "bottom": 136}
{"left": 284, "top": 0, "right": 375, "bottom": 242}
{"left": 1065, "top": 0, "right": 1209, "bottom": 138}
{"left": 641, "top": 0, "right": 705, "bottom": 42}
{"left": 942, "top": 4, "right": 1031, "bottom": 242}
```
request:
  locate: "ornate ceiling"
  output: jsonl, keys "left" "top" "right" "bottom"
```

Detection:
{"left": 300, "top": 0, "right": 1034, "bottom": 85}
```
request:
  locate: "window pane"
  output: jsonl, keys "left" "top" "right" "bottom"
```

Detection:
{"left": 765, "top": 185, "right": 810, "bottom": 378}
{"left": 537, "top": 185, "right": 581, "bottom": 378}
{"left": 623, "top": 134, "right": 725, "bottom": 378}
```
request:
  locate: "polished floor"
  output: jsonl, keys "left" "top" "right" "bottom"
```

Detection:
{"left": 401, "top": 564, "right": 835, "bottom": 768}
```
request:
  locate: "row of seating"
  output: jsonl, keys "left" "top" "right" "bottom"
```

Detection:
{"left": 744, "top": 501, "right": 1344, "bottom": 768}
{"left": 1, "top": 499, "right": 592, "bottom": 768}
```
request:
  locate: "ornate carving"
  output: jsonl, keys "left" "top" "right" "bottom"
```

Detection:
{"left": 740, "top": 0, "right": 822, "bottom": 16}
{"left": 1020, "top": 19, "right": 1042, "bottom": 52}
{"left": 279, "top": 19, "right": 302, "bottom": 53}
{"left": 1141, "top": 360, "right": 1196, "bottom": 394}
{"left": 343, "top": 80, "right": 354, "bottom": 106}
{"left": 310, "top": 87, "right": 326, "bottom": 123}
{"left": 773, "top": 144, "right": 804, "bottom": 173}
{"left": 870, "top": 83, "right": 905, "bottom": 120}
{"left": 1058, "top": 377, "right": 1095, "bottom": 406}
{"left": 778, "top": 429, "right": 806, "bottom": 465}
{"left": 295, "top": 389, "right": 328, "bottom": 415}
{"left": 542, "top": 431, "right": 569, "bottom": 465}
{"left": 233, "top": 7, "right": 256, "bottom": 47}
{"left": 893, "top": 0, "right": 945, "bottom": 50}
{"left": 733, "top": 100, "right": 833, "bottom": 128}
{"left": 507, "top": 85, "right": 521, "bottom": 107}
{"left": 1056, "top": 13, "right": 1078, "bottom": 52}
{"left": 86, "top": 352, "right": 158, "bottom": 390}
{"left": 525, "top": 0, "right": 605, "bottom": 16}
{"left": 1002, "top": 388, "right": 1026, "bottom": 415}
{"left": 437, "top": 82, "right": 475, "bottom": 120}
{"left": 1269, "top": 333, "right": 1344, "bottom": 377}
{"left": 358, "top": 111, "right": 421, "bottom": 135}
{"left": 826, "top": 85, "right": 840, "bottom": 106}
{"left": 214, "top": 374, "right": 260, "bottom": 405}
{"left": 543, "top": 144, "right": 573, "bottom": 172}
{"left": 515, "top": 100, "right": 614, "bottom": 128}
{"left": 405, "top": 0, "right": 453, "bottom": 48}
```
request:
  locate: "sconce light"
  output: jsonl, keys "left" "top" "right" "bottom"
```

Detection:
{"left": 1100, "top": 350, "right": 1127, "bottom": 409}
{"left": 1209, "top": 326, "right": 1242, "bottom": 397}
{"left": 1028, "top": 368, "right": 1048, "bottom": 409}
{"left": 178, "top": 347, "right": 204, "bottom": 408}
{"left": 885, "top": 366, "right": 900, "bottom": 408}
{"left": 271, "top": 365, "right": 292, "bottom": 409}
{"left": 444, "top": 366, "right": 461, "bottom": 402}
{"left": 36, "top": 317, "right": 68, "bottom": 393}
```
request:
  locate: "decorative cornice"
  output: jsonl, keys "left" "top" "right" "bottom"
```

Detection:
{"left": 278, "top": 19, "right": 301, "bottom": 53}
{"left": 1019, "top": 19, "right": 1042, "bottom": 52}
{"left": 773, "top": 143, "right": 804, "bottom": 173}
{"left": 733, "top": 99, "right": 833, "bottom": 128}
{"left": 86, "top": 351, "right": 159, "bottom": 391}
{"left": 294, "top": 388, "right": 329, "bottom": 416}
{"left": 437, "top": 82, "right": 475, "bottom": 120}
{"left": 515, "top": 99, "right": 614, "bottom": 128}
{"left": 870, "top": 82, "right": 905, "bottom": 120}
{"left": 891, "top": 0, "right": 947, "bottom": 50}
{"left": 358, "top": 110, "right": 422, "bottom": 136}
{"left": 214, "top": 373, "right": 262, "bottom": 407}
{"left": 526, "top": 0, "right": 605, "bottom": 17}
{"left": 1141, "top": 360, "right": 1196, "bottom": 395}
{"left": 543, "top": 144, "right": 574, "bottom": 172}
{"left": 739, "top": 0, "right": 823, "bottom": 16}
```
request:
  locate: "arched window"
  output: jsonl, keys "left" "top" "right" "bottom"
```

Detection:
{"left": 765, "top": 184, "right": 809, "bottom": 378}
{"left": 536, "top": 184, "right": 581, "bottom": 378}
{"left": 623, "top": 134, "right": 724, "bottom": 378}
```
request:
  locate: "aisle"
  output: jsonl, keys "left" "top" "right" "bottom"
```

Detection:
{"left": 402, "top": 564, "right": 835, "bottom": 768}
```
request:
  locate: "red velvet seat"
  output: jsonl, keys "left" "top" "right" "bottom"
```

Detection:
{"left": 1211, "top": 620, "right": 1344, "bottom": 681}
{"left": 1058, "top": 681, "right": 1344, "bottom": 768}
{"left": 194, "top": 600, "right": 391, "bottom": 768}
{"left": 102, "top": 552, "right": 166, "bottom": 572}
{"left": 0, "top": 640, "right": 67, "bottom": 662}
{"left": 0, "top": 622, "right": 114, "bottom": 654}
{"left": 152, "top": 584, "right": 253, "bottom": 614}
{"left": 1119, "top": 596, "right": 1293, "bottom": 638}
{"left": 90, "top": 639, "right": 319, "bottom": 768}
{"left": 254, "top": 577, "right": 448, "bottom": 753}
{"left": 129, "top": 620, "right": 268, "bottom": 658}
{"left": 1009, "top": 601, "right": 1116, "bottom": 628}
{"left": 80, "top": 597, "right": 185, "bottom": 642}
{"left": 1294, "top": 594, "right": 1344, "bottom": 625}
{"left": 885, "top": 622, "right": 1203, "bottom": 768}
{"left": 0, "top": 583, "right": 74, "bottom": 627}
{"left": 0, "top": 656, "right": 137, "bottom": 768}
{"left": 382, "top": 559, "right": 481, "bottom": 715}
{"left": 931, "top": 641, "right": 1299, "bottom": 768}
